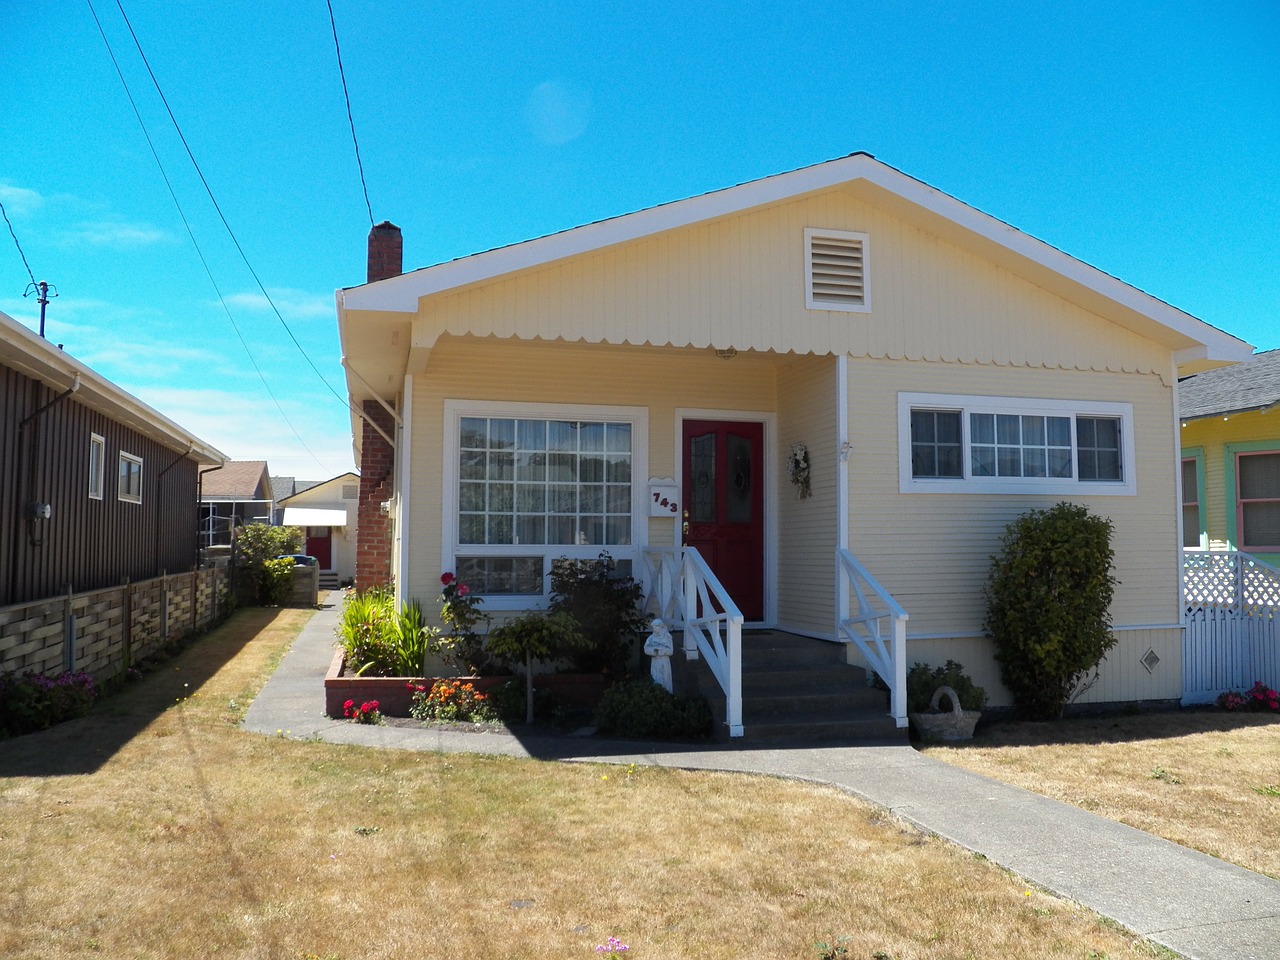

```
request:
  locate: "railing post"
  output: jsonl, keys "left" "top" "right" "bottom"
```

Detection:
{"left": 682, "top": 557, "right": 699, "bottom": 660}
{"left": 890, "top": 615, "right": 908, "bottom": 727}
{"left": 726, "top": 616, "right": 743, "bottom": 737}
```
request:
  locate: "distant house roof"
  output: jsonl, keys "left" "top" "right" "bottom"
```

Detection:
{"left": 1179, "top": 349, "right": 1280, "bottom": 421}
{"left": 202, "top": 460, "right": 271, "bottom": 500}
{"left": 0, "top": 309, "right": 224, "bottom": 463}
{"left": 270, "top": 476, "right": 297, "bottom": 502}
{"left": 279, "top": 472, "right": 359, "bottom": 506}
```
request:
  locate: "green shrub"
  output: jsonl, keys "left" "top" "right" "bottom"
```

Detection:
{"left": 549, "top": 553, "right": 648, "bottom": 676}
{"left": 983, "top": 501, "right": 1119, "bottom": 720}
{"left": 0, "top": 670, "right": 98, "bottom": 738}
{"left": 486, "top": 678, "right": 561, "bottom": 723}
{"left": 594, "top": 678, "right": 712, "bottom": 740}
{"left": 260, "top": 557, "right": 297, "bottom": 606}
{"left": 486, "top": 612, "right": 587, "bottom": 723}
{"left": 432, "top": 572, "right": 499, "bottom": 674}
{"left": 905, "top": 660, "right": 988, "bottom": 713}
{"left": 233, "top": 523, "right": 302, "bottom": 605}
{"left": 336, "top": 588, "right": 438, "bottom": 677}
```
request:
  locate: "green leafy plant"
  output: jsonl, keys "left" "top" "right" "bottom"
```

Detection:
{"left": 485, "top": 612, "right": 586, "bottom": 723}
{"left": 335, "top": 588, "right": 438, "bottom": 677}
{"left": 432, "top": 572, "right": 498, "bottom": 674}
{"left": 905, "top": 660, "right": 988, "bottom": 714}
{"left": 983, "top": 502, "right": 1118, "bottom": 720}
{"left": 0, "top": 670, "right": 99, "bottom": 738}
{"left": 260, "top": 556, "right": 297, "bottom": 606}
{"left": 593, "top": 678, "right": 712, "bottom": 740}
{"left": 408, "top": 679, "right": 498, "bottom": 724}
{"left": 233, "top": 523, "right": 302, "bottom": 605}
{"left": 549, "top": 553, "right": 648, "bottom": 676}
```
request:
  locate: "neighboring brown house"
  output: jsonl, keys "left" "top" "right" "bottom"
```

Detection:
{"left": 0, "top": 308, "right": 225, "bottom": 607}
{"left": 198, "top": 460, "right": 273, "bottom": 549}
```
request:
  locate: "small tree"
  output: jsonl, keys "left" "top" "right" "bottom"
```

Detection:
{"left": 548, "top": 553, "right": 647, "bottom": 676}
{"left": 485, "top": 612, "right": 586, "bottom": 724}
{"left": 233, "top": 523, "right": 302, "bottom": 605}
{"left": 983, "top": 502, "right": 1119, "bottom": 720}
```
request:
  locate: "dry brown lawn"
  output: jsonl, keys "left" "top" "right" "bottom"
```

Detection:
{"left": 923, "top": 709, "right": 1280, "bottom": 879}
{"left": 1, "top": 610, "right": 1176, "bottom": 960}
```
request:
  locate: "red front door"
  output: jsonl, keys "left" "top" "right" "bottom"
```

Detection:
{"left": 682, "top": 419, "right": 765, "bottom": 621}
{"left": 305, "top": 527, "right": 333, "bottom": 569}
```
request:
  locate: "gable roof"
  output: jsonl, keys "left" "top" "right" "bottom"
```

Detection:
{"left": 1, "top": 309, "right": 224, "bottom": 464}
{"left": 201, "top": 460, "right": 271, "bottom": 499}
{"left": 1180, "top": 349, "right": 1280, "bottom": 421}
{"left": 278, "top": 471, "right": 359, "bottom": 506}
{"left": 338, "top": 152, "right": 1253, "bottom": 373}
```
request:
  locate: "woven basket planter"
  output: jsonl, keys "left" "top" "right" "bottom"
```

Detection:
{"left": 909, "top": 685, "right": 981, "bottom": 741}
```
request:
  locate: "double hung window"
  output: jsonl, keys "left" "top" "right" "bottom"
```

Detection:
{"left": 899, "top": 393, "right": 1135, "bottom": 495}
{"left": 118, "top": 452, "right": 143, "bottom": 503}
{"left": 1236, "top": 451, "right": 1280, "bottom": 553}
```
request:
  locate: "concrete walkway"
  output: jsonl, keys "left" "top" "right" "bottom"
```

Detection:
{"left": 244, "top": 601, "right": 1280, "bottom": 960}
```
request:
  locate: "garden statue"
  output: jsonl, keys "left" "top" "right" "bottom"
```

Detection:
{"left": 644, "top": 619, "right": 674, "bottom": 693}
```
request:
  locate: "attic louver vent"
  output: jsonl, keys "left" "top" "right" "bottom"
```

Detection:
{"left": 805, "top": 228, "right": 869, "bottom": 312}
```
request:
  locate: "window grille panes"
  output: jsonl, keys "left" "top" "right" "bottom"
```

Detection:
{"left": 459, "top": 417, "right": 631, "bottom": 546}
{"left": 1239, "top": 452, "right": 1280, "bottom": 550}
{"left": 910, "top": 410, "right": 962, "bottom": 478}
{"left": 456, "top": 556, "right": 544, "bottom": 595}
{"left": 1181, "top": 458, "right": 1201, "bottom": 548}
{"left": 1077, "top": 417, "right": 1123, "bottom": 481}
{"left": 970, "top": 413, "right": 1071, "bottom": 478}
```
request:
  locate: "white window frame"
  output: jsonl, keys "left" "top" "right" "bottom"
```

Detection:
{"left": 88, "top": 433, "right": 105, "bottom": 500}
{"left": 442, "top": 399, "right": 649, "bottom": 610}
{"left": 804, "top": 227, "right": 870, "bottom": 313}
{"left": 118, "top": 451, "right": 144, "bottom": 504}
{"left": 897, "top": 392, "right": 1137, "bottom": 496}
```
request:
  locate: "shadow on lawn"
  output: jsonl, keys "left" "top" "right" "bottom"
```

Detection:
{"left": 0, "top": 607, "right": 293, "bottom": 779}
{"left": 944, "top": 707, "right": 1280, "bottom": 751}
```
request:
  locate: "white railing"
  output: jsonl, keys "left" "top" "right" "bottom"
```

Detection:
{"left": 1183, "top": 549, "right": 1280, "bottom": 610}
{"left": 837, "top": 548, "right": 909, "bottom": 728}
{"left": 641, "top": 547, "right": 744, "bottom": 737}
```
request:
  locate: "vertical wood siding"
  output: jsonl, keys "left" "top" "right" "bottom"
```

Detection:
{"left": 417, "top": 187, "right": 1170, "bottom": 380}
{"left": 1, "top": 363, "right": 200, "bottom": 606}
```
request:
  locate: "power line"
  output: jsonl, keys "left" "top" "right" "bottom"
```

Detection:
{"left": 110, "top": 0, "right": 358, "bottom": 422}
{"left": 86, "top": 0, "right": 334, "bottom": 475}
{"left": 326, "top": 0, "right": 375, "bottom": 228}
{"left": 1, "top": 198, "right": 38, "bottom": 289}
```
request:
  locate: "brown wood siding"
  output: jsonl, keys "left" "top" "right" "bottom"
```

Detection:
{"left": 1, "top": 362, "right": 200, "bottom": 606}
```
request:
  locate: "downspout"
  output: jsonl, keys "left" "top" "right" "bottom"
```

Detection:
{"left": 197, "top": 464, "right": 225, "bottom": 570}
{"left": 8, "top": 375, "right": 81, "bottom": 600}
{"left": 153, "top": 444, "right": 193, "bottom": 571}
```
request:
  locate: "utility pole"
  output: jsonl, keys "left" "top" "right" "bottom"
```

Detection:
{"left": 24, "top": 280, "right": 57, "bottom": 339}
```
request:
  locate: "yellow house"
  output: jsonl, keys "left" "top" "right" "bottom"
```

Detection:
{"left": 336, "top": 153, "right": 1252, "bottom": 736}
{"left": 1179, "top": 350, "right": 1280, "bottom": 566}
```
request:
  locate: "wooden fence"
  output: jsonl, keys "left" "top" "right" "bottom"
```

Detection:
{"left": 0, "top": 567, "right": 229, "bottom": 682}
{"left": 1182, "top": 550, "right": 1280, "bottom": 704}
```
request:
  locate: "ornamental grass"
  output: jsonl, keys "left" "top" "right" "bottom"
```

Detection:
{"left": 1, "top": 607, "right": 1168, "bottom": 960}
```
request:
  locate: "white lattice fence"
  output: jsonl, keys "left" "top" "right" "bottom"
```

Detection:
{"left": 1182, "top": 551, "right": 1280, "bottom": 703}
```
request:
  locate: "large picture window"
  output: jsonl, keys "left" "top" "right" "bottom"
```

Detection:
{"left": 899, "top": 393, "right": 1136, "bottom": 495}
{"left": 446, "top": 401, "right": 647, "bottom": 603}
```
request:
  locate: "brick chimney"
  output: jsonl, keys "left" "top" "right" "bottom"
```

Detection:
{"left": 367, "top": 221, "right": 402, "bottom": 283}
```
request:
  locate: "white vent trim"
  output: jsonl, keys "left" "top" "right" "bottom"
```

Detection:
{"left": 805, "top": 227, "right": 870, "bottom": 313}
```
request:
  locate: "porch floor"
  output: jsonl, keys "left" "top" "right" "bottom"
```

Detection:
{"left": 672, "top": 630, "right": 907, "bottom": 744}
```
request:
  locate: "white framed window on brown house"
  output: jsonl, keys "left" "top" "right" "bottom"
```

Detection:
{"left": 88, "top": 433, "right": 105, "bottom": 500}
{"left": 443, "top": 400, "right": 649, "bottom": 609}
{"left": 805, "top": 228, "right": 869, "bottom": 312}
{"left": 1236, "top": 450, "right": 1280, "bottom": 553}
{"left": 898, "top": 393, "right": 1136, "bottom": 495}
{"left": 118, "top": 451, "right": 143, "bottom": 504}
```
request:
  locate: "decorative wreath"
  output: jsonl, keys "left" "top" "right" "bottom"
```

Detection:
{"left": 788, "top": 443, "right": 812, "bottom": 500}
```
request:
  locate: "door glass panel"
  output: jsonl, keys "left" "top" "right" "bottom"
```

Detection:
{"left": 689, "top": 433, "right": 716, "bottom": 522}
{"left": 727, "top": 433, "right": 754, "bottom": 524}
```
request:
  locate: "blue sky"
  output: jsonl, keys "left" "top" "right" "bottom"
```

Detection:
{"left": 3, "top": 1, "right": 1277, "bottom": 479}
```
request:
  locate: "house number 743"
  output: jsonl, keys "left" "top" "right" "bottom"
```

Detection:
{"left": 652, "top": 492, "right": 678, "bottom": 513}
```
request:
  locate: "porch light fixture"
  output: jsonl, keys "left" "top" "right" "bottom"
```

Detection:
{"left": 715, "top": 347, "right": 737, "bottom": 360}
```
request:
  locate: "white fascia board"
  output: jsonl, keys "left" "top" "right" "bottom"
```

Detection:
{"left": 338, "top": 154, "right": 1255, "bottom": 360}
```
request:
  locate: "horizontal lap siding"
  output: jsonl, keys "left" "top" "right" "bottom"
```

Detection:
{"left": 407, "top": 337, "right": 780, "bottom": 610}
{"left": 776, "top": 356, "right": 838, "bottom": 635}
{"left": 419, "top": 187, "right": 1167, "bottom": 378}
{"left": 847, "top": 359, "right": 1180, "bottom": 637}
{"left": 1180, "top": 408, "right": 1280, "bottom": 552}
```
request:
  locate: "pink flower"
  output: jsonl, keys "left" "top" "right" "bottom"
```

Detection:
{"left": 457, "top": 584, "right": 470, "bottom": 596}
{"left": 440, "top": 572, "right": 456, "bottom": 586}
